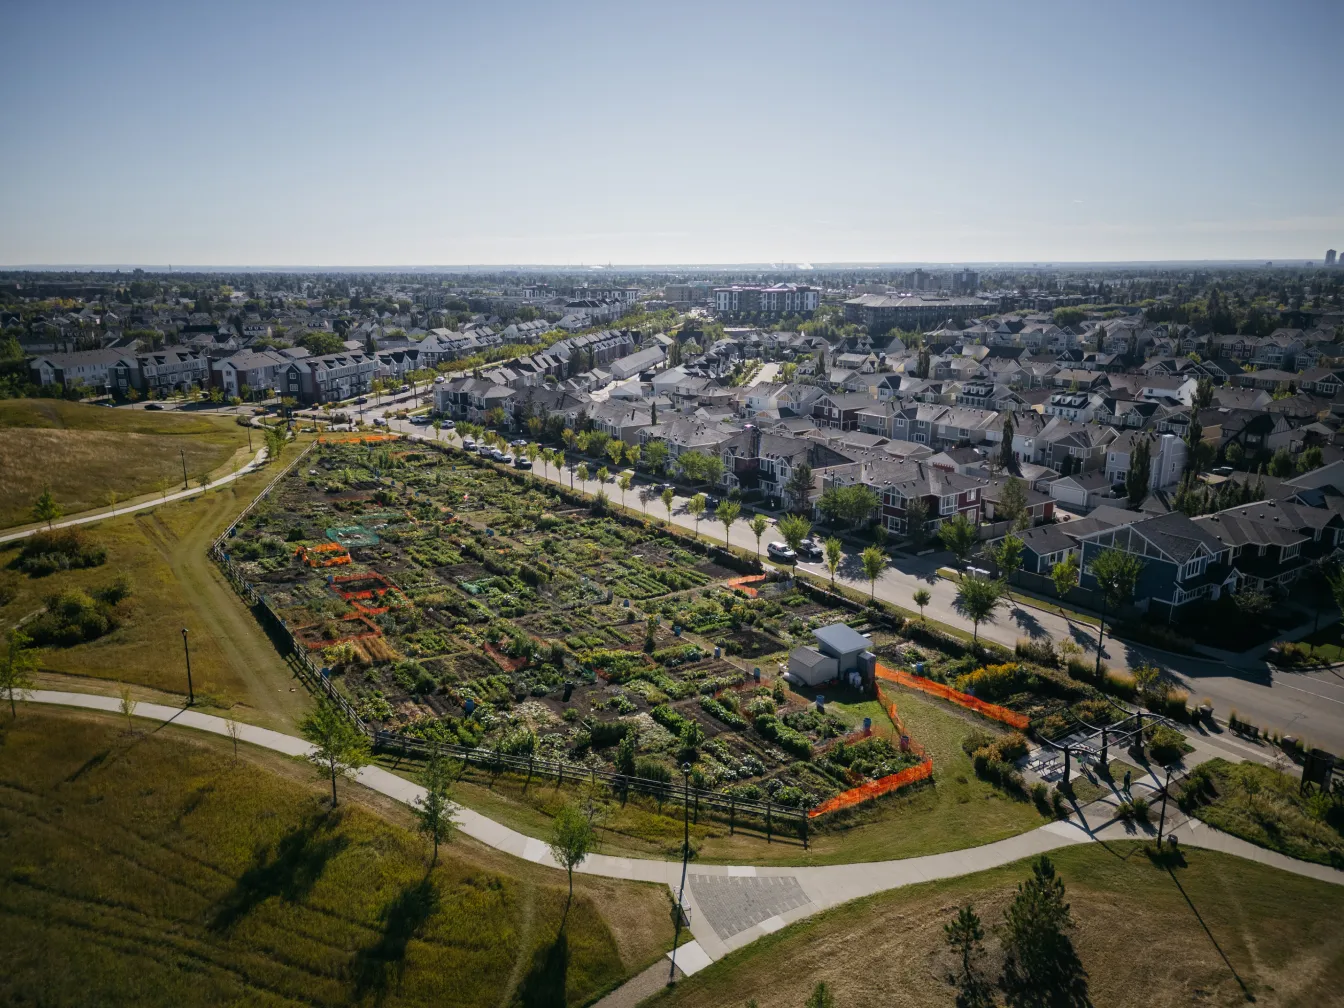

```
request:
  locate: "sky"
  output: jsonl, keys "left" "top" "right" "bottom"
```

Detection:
{"left": 1, "top": 0, "right": 1341, "bottom": 267}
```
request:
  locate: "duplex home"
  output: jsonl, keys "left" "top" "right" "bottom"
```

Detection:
{"left": 1076, "top": 511, "right": 1236, "bottom": 618}
{"left": 1103, "top": 431, "right": 1188, "bottom": 490}
{"left": 1045, "top": 391, "right": 1097, "bottom": 422}
{"left": 589, "top": 401, "right": 654, "bottom": 445}
{"left": 824, "top": 458, "right": 985, "bottom": 537}
{"left": 1198, "top": 407, "right": 1294, "bottom": 457}
{"left": 997, "top": 506, "right": 1130, "bottom": 576}
{"left": 1193, "top": 499, "right": 1343, "bottom": 594}
{"left": 718, "top": 428, "right": 852, "bottom": 507}
{"left": 812, "top": 391, "right": 876, "bottom": 431}
{"left": 1033, "top": 418, "right": 1116, "bottom": 471}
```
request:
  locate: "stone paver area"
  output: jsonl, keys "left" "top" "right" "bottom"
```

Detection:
{"left": 689, "top": 874, "right": 811, "bottom": 940}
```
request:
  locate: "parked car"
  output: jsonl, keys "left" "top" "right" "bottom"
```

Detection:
{"left": 656, "top": 483, "right": 675, "bottom": 493}
{"left": 477, "top": 444, "right": 493, "bottom": 455}
{"left": 441, "top": 419, "right": 455, "bottom": 428}
{"left": 514, "top": 457, "right": 532, "bottom": 470}
{"left": 508, "top": 438, "right": 527, "bottom": 448}
{"left": 355, "top": 397, "right": 369, "bottom": 404}
{"left": 704, "top": 495, "right": 721, "bottom": 509}
{"left": 796, "top": 537, "right": 824, "bottom": 561}
{"left": 373, "top": 417, "right": 388, "bottom": 427}
{"left": 766, "top": 541, "right": 797, "bottom": 562}
{"left": 461, "top": 438, "right": 477, "bottom": 451}
{"left": 144, "top": 403, "right": 164, "bottom": 410}
{"left": 433, "top": 375, "right": 445, "bottom": 384}
{"left": 398, "top": 384, "right": 411, "bottom": 393}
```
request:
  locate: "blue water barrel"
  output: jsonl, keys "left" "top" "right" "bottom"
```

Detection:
{"left": 863, "top": 717, "right": 872, "bottom": 733}
{"left": 915, "top": 661, "right": 925, "bottom": 675}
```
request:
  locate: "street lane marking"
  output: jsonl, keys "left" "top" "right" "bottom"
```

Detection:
{"left": 1274, "top": 680, "right": 1344, "bottom": 706}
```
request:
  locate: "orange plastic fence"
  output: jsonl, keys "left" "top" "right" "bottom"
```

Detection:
{"left": 874, "top": 663, "right": 1029, "bottom": 729}
{"left": 808, "top": 758, "right": 934, "bottom": 817}
{"left": 725, "top": 574, "right": 768, "bottom": 597}
{"left": 298, "top": 543, "right": 352, "bottom": 567}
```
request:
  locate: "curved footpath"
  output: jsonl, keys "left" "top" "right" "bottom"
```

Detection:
{"left": 0, "top": 447, "right": 270, "bottom": 545}
{"left": 27, "top": 689, "right": 1344, "bottom": 981}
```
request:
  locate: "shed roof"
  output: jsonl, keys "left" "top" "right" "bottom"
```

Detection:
{"left": 811, "top": 622, "right": 871, "bottom": 655}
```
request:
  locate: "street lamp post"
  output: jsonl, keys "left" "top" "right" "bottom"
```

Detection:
{"left": 1156, "top": 763, "right": 1174, "bottom": 846}
{"left": 181, "top": 628, "right": 194, "bottom": 705}
{"left": 668, "top": 761, "right": 693, "bottom": 985}
{"left": 180, "top": 448, "right": 188, "bottom": 489}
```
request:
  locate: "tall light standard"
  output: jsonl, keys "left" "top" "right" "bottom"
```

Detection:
{"left": 180, "top": 448, "right": 189, "bottom": 489}
{"left": 668, "top": 762, "right": 693, "bottom": 985}
{"left": 181, "top": 628, "right": 195, "bottom": 705}
{"left": 1156, "top": 763, "right": 1174, "bottom": 846}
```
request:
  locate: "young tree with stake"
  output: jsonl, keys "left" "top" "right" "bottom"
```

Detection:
{"left": 954, "top": 575, "right": 1003, "bottom": 644}
{"left": 549, "top": 801, "right": 596, "bottom": 916}
{"left": 749, "top": 514, "right": 769, "bottom": 557}
{"left": 617, "top": 471, "right": 633, "bottom": 511}
{"left": 860, "top": 545, "right": 886, "bottom": 599}
{"left": 686, "top": 493, "right": 707, "bottom": 538}
{"left": 299, "top": 698, "right": 371, "bottom": 808}
{"left": 413, "top": 753, "right": 456, "bottom": 864}
{"left": 661, "top": 486, "right": 675, "bottom": 523}
{"left": 824, "top": 537, "right": 842, "bottom": 587}
{"left": 938, "top": 512, "right": 979, "bottom": 566}
{"left": 990, "top": 533, "right": 1025, "bottom": 599}
{"left": 1088, "top": 547, "right": 1144, "bottom": 679}
{"left": 1, "top": 628, "right": 38, "bottom": 718}
{"left": 716, "top": 499, "right": 740, "bottom": 547}
{"left": 778, "top": 513, "right": 811, "bottom": 553}
{"left": 913, "top": 588, "right": 931, "bottom": 622}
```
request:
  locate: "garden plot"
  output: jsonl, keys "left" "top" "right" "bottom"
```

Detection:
{"left": 226, "top": 439, "right": 924, "bottom": 810}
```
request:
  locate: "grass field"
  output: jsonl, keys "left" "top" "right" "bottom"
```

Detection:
{"left": 377, "top": 685, "right": 1048, "bottom": 866}
{"left": 0, "top": 708, "right": 675, "bottom": 1008}
{"left": 0, "top": 399, "right": 252, "bottom": 527}
{"left": 1183, "top": 758, "right": 1344, "bottom": 868}
{"left": 646, "top": 842, "right": 1344, "bottom": 1008}
{"left": 0, "top": 449, "right": 313, "bottom": 730}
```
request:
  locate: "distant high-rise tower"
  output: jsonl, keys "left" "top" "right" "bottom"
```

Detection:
{"left": 1327, "top": 249, "right": 1338, "bottom": 267}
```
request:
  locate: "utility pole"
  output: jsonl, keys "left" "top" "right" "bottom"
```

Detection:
{"left": 180, "top": 448, "right": 188, "bottom": 489}
{"left": 1156, "top": 764, "right": 1173, "bottom": 846}
{"left": 668, "top": 762, "right": 693, "bottom": 985}
{"left": 181, "top": 628, "right": 194, "bottom": 705}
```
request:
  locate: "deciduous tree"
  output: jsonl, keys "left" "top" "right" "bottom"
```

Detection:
{"left": 954, "top": 575, "right": 1003, "bottom": 643}
{"left": 299, "top": 698, "right": 371, "bottom": 808}
{"left": 549, "top": 802, "right": 596, "bottom": 914}
{"left": 860, "top": 545, "right": 886, "bottom": 599}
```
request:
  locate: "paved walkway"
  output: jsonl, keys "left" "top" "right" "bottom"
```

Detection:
{"left": 25, "top": 688, "right": 1344, "bottom": 984}
{"left": 0, "top": 447, "right": 270, "bottom": 544}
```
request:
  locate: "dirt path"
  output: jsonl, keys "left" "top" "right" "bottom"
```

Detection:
{"left": 134, "top": 489, "right": 311, "bottom": 732}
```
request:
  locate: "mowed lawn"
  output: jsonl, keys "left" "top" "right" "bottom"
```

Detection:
{"left": 0, "top": 463, "right": 313, "bottom": 728}
{"left": 376, "top": 685, "right": 1047, "bottom": 867}
{"left": 0, "top": 709, "right": 675, "bottom": 1008}
{"left": 647, "top": 842, "right": 1344, "bottom": 1008}
{"left": 0, "top": 399, "right": 251, "bottom": 527}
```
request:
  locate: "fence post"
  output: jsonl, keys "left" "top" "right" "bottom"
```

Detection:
{"left": 801, "top": 812, "right": 808, "bottom": 849}
{"left": 729, "top": 795, "right": 735, "bottom": 835}
{"left": 766, "top": 796, "right": 773, "bottom": 844}
{"left": 526, "top": 753, "right": 534, "bottom": 790}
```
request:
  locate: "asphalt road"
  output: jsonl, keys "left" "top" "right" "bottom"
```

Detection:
{"left": 367, "top": 410, "right": 1344, "bottom": 755}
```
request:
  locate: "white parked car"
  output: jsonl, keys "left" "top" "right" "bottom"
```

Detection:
{"left": 766, "top": 541, "right": 797, "bottom": 562}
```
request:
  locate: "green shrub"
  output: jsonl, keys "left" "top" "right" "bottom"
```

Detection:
{"left": 650, "top": 704, "right": 689, "bottom": 736}
{"left": 17, "top": 529, "right": 107, "bottom": 575}
{"left": 961, "top": 729, "right": 995, "bottom": 757}
{"left": 25, "top": 585, "right": 126, "bottom": 647}
{"left": 699, "top": 695, "right": 746, "bottom": 728}
{"left": 588, "top": 719, "right": 632, "bottom": 747}
{"left": 1145, "top": 724, "right": 1191, "bottom": 765}
{"left": 1015, "top": 637, "right": 1058, "bottom": 666}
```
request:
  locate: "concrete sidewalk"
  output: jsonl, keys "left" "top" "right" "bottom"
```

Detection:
{"left": 25, "top": 688, "right": 1344, "bottom": 987}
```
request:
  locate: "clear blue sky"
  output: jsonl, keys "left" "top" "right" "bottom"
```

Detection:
{"left": 2, "top": 0, "right": 1340, "bottom": 266}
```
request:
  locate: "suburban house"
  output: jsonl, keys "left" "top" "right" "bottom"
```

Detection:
{"left": 278, "top": 349, "right": 379, "bottom": 405}
{"left": 824, "top": 458, "right": 985, "bottom": 537}
{"left": 1195, "top": 498, "right": 1344, "bottom": 594}
{"left": 1103, "top": 431, "right": 1188, "bottom": 491}
{"left": 1075, "top": 511, "right": 1237, "bottom": 618}
{"left": 719, "top": 427, "right": 852, "bottom": 507}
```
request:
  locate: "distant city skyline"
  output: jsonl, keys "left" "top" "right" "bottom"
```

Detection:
{"left": 2, "top": 0, "right": 1340, "bottom": 266}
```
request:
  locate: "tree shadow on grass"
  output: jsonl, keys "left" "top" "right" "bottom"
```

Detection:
{"left": 209, "top": 810, "right": 349, "bottom": 931}
{"left": 1001, "top": 937, "right": 1092, "bottom": 1008}
{"left": 352, "top": 874, "right": 441, "bottom": 1002}
{"left": 512, "top": 931, "right": 569, "bottom": 1008}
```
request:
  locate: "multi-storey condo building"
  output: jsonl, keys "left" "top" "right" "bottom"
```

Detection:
{"left": 714, "top": 283, "right": 819, "bottom": 317}
{"left": 843, "top": 293, "right": 994, "bottom": 333}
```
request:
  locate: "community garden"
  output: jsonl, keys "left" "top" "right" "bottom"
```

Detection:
{"left": 224, "top": 440, "right": 928, "bottom": 817}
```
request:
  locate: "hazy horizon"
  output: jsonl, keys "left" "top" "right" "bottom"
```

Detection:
{"left": 3, "top": 0, "right": 1340, "bottom": 267}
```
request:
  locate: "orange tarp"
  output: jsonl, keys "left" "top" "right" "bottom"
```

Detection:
{"left": 875, "top": 663, "right": 1030, "bottom": 729}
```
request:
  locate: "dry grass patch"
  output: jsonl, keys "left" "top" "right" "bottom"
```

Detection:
{"left": 0, "top": 707, "right": 674, "bottom": 1008}
{"left": 0, "top": 399, "right": 250, "bottom": 526}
